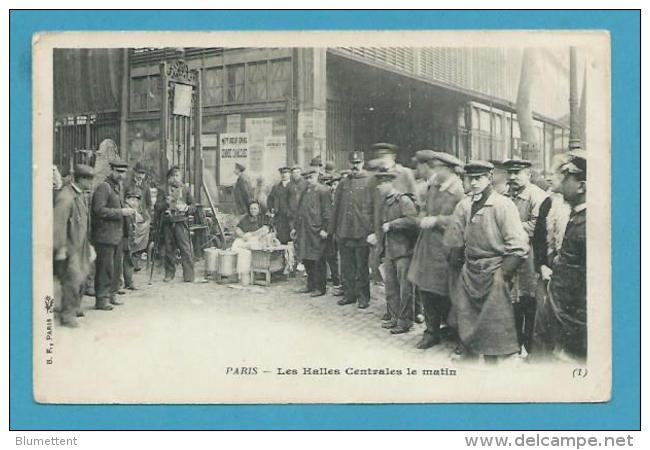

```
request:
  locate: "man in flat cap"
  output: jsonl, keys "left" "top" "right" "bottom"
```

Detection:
{"left": 292, "top": 169, "right": 332, "bottom": 297}
{"left": 91, "top": 159, "right": 136, "bottom": 310}
{"left": 154, "top": 166, "right": 195, "bottom": 283}
{"left": 374, "top": 169, "right": 419, "bottom": 334}
{"left": 233, "top": 162, "right": 254, "bottom": 216}
{"left": 503, "top": 159, "right": 549, "bottom": 355}
{"left": 444, "top": 161, "right": 529, "bottom": 360}
{"left": 329, "top": 151, "right": 375, "bottom": 308}
{"left": 543, "top": 152, "right": 587, "bottom": 361}
{"left": 267, "top": 167, "right": 293, "bottom": 244}
{"left": 408, "top": 151, "right": 466, "bottom": 348}
{"left": 54, "top": 164, "right": 96, "bottom": 327}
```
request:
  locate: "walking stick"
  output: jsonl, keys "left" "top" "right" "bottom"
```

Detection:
{"left": 148, "top": 217, "right": 164, "bottom": 285}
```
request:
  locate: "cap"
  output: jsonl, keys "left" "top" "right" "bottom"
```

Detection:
{"left": 414, "top": 149, "right": 438, "bottom": 164}
{"left": 74, "top": 164, "right": 94, "bottom": 178}
{"left": 432, "top": 152, "right": 463, "bottom": 167}
{"left": 370, "top": 142, "right": 398, "bottom": 158}
{"left": 134, "top": 161, "right": 147, "bottom": 174}
{"left": 278, "top": 166, "right": 291, "bottom": 174}
{"left": 374, "top": 168, "right": 398, "bottom": 183}
{"left": 309, "top": 156, "right": 323, "bottom": 167}
{"left": 348, "top": 151, "right": 365, "bottom": 163}
{"left": 502, "top": 159, "right": 533, "bottom": 172}
{"left": 324, "top": 161, "right": 336, "bottom": 171}
{"left": 302, "top": 168, "right": 319, "bottom": 178}
{"left": 125, "top": 189, "right": 142, "bottom": 199}
{"left": 464, "top": 160, "right": 495, "bottom": 177}
{"left": 109, "top": 159, "right": 129, "bottom": 170}
{"left": 559, "top": 152, "right": 586, "bottom": 181}
{"left": 234, "top": 162, "right": 246, "bottom": 172}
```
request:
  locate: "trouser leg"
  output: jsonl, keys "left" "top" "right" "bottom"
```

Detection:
{"left": 382, "top": 258, "right": 399, "bottom": 324}
{"left": 339, "top": 243, "right": 357, "bottom": 303}
{"left": 111, "top": 240, "right": 123, "bottom": 298}
{"left": 395, "top": 256, "right": 414, "bottom": 329}
{"left": 123, "top": 251, "right": 135, "bottom": 288}
{"left": 313, "top": 256, "right": 326, "bottom": 293}
{"left": 94, "top": 243, "right": 115, "bottom": 306}
{"left": 174, "top": 222, "right": 195, "bottom": 282}
{"left": 355, "top": 245, "right": 370, "bottom": 307}
{"left": 60, "top": 254, "right": 84, "bottom": 323}
{"left": 420, "top": 290, "right": 449, "bottom": 341}
{"left": 163, "top": 224, "right": 177, "bottom": 279}
{"left": 516, "top": 295, "right": 536, "bottom": 352}
{"left": 326, "top": 239, "right": 340, "bottom": 286}
{"left": 303, "top": 259, "right": 315, "bottom": 291}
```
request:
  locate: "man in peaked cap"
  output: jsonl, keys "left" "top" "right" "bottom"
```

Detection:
{"left": 154, "top": 166, "right": 196, "bottom": 283}
{"left": 503, "top": 158, "right": 549, "bottom": 356}
{"left": 287, "top": 164, "right": 307, "bottom": 241}
{"left": 443, "top": 160, "right": 529, "bottom": 360}
{"left": 374, "top": 169, "right": 419, "bottom": 334}
{"left": 408, "top": 151, "right": 465, "bottom": 348}
{"left": 267, "top": 166, "right": 293, "bottom": 244}
{"left": 328, "top": 151, "right": 375, "bottom": 308}
{"left": 544, "top": 152, "right": 587, "bottom": 360}
{"left": 91, "top": 159, "right": 136, "bottom": 310}
{"left": 54, "top": 164, "right": 96, "bottom": 327}
{"left": 292, "top": 168, "right": 332, "bottom": 297}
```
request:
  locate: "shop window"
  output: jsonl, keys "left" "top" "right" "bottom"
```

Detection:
{"left": 203, "top": 67, "right": 224, "bottom": 105}
{"left": 247, "top": 62, "right": 268, "bottom": 102}
{"left": 270, "top": 59, "right": 291, "bottom": 99}
{"left": 227, "top": 64, "right": 245, "bottom": 103}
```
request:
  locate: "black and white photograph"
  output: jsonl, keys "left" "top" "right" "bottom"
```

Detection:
{"left": 32, "top": 31, "right": 611, "bottom": 403}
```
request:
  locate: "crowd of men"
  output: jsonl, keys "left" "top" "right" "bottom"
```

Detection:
{"left": 53, "top": 141, "right": 587, "bottom": 363}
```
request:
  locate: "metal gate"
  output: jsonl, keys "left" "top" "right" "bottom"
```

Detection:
{"left": 159, "top": 59, "right": 203, "bottom": 202}
{"left": 53, "top": 112, "right": 119, "bottom": 173}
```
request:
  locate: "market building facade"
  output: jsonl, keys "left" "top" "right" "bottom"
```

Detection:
{"left": 54, "top": 46, "right": 571, "bottom": 206}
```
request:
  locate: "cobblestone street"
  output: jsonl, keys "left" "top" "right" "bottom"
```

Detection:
{"left": 43, "top": 266, "right": 469, "bottom": 403}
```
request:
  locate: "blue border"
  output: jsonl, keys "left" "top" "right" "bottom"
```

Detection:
{"left": 10, "top": 10, "right": 640, "bottom": 430}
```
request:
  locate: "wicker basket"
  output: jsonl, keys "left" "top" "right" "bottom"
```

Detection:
{"left": 250, "top": 248, "right": 286, "bottom": 286}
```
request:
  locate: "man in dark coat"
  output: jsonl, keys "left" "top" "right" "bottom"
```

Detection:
{"left": 504, "top": 159, "right": 549, "bottom": 354}
{"left": 322, "top": 173, "right": 341, "bottom": 288}
{"left": 53, "top": 164, "right": 95, "bottom": 327}
{"left": 408, "top": 151, "right": 465, "bottom": 348}
{"left": 293, "top": 169, "right": 332, "bottom": 297}
{"left": 91, "top": 159, "right": 135, "bottom": 310}
{"left": 374, "top": 169, "right": 419, "bottom": 334}
{"left": 287, "top": 165, "right": 307, "bottom": 231}
{"left": 328, "top": 151, "right": 375, "bottom": 309}
{"left": 233, "top": 162, "right": 254, "bottom": 216}
{"left": 267, "top": 166, "right": 292, "bottom": 244}
{"left": 154, "top": 166, "right": 195, "bottom": 283}
{"left": 547, "top": 152, "right": 587, "bottom": 361}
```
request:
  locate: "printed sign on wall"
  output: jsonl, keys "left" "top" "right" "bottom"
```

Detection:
{"left": 218, "top": 133, "right": 248, "bottom": 186}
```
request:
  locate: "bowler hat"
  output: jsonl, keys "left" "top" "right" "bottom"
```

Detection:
{"left": 134, "top": 161, "right": 147, "bottom": 174}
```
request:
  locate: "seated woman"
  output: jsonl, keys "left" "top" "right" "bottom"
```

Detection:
{"left": 231, "top": 202, "right": 272, "bottom": 282}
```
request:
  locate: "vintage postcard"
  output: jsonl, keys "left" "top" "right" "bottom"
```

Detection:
{"left": 32, "top": 30, "right": 611, "bottom": 404}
